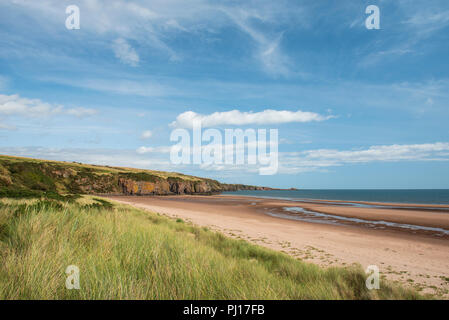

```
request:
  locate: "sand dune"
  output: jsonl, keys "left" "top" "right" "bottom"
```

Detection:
{"left": 107, "top": 194, "right": 449, "bottom": 298}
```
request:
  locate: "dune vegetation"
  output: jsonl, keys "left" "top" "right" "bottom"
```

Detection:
{"left": 0, "top": 195, "right": 424, "bottom": 300}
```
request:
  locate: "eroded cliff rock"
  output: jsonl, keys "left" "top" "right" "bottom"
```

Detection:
{"left": 0, "top": 155, "right": 271, "bottom": 197}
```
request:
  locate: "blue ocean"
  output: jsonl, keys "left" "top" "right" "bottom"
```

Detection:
{"left": 223, "top": 189, "right": 449, "bottom": 205}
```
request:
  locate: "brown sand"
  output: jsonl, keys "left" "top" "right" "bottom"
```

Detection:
{"left": 106, "top": 194, "right": 449, "bottom": 298}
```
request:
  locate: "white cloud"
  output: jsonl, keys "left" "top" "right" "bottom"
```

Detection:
{"left": 0, "top": 146, "right": 172, "bottom": 171}
{"left": 136, "top": 146, "right": 171, "bottom": 154}
{"left": 141, "top": 130, "right": 153, "bottom": 139}
{"left": 165, "top": 19, "right": 188, "bottom": 32}
{"left": 279, "top": 142, "right": 449, "bottom": 174}
{"left": 136, "top": 146, "right": 154, "bottom": 154}
{"left": 303, "top": 142, "right": 449, "bottom": 163}
{"left": 0, "top": 94, "right": 61, "bottom": 117}
{"left": 39, "top": 77, "right": 173, "bottom": 97}
{"left": 113, "top": 38, "right": 140, "bottom": 67}
{"left": 66, "top": 107, "right": 98, "bottom": 118}
{"left": 0, "top": 93, "right": 97, "bottom": 118}
{"left": 170, "top": 109, "right": 334, "bottom": 128}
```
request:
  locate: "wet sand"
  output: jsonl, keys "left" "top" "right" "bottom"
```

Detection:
{"left": 106, "top": 194, "right": 449, "bottom": 297}
{"left": 264, "top": 201, "right": 449, "bottom": 231}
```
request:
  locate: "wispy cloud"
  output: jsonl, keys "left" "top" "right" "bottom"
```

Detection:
{"left": 359, "top": 2, "right": 449, "bottom": 66}
{"left": 0, "top": 94, "right": 97, "bottom": 118}
{"left": 3, "top": 0, "right": 306, "bottom": 75}
{"left": 65, "top": 107, "right": 98, "bottom": 118}
{"left": 141, "top": 130, "right": 153, "bottom": 139}
{"left": 0, "top": 146, "right": 171, "bottom": 170}
{"left": 38, "top": 77, "right": 174, "bottom": 97}
{"left": 171, "top": 109, "right": 334, "bottom": 128}
{"left": 222, "top": 7, "right": 292, "bottom": 76}
{"left": 279, "top": 142, "right": 449, "bottom": 174}
{"left": 403, "top": 9, "right": 449, "bottom": 37}
{"left": 2, "top": 141, "right": 448, "bottom": 177}
{"left": 115, "top": 141, "right": 449, "bottom": 174}
{"left": 302, "top": 142, "right": 449, "bottom": 163}
{"left": 112, "top": 38, "right": 140, "bottom": 67}
{"left": 136, "top": 146, "right": 171, "bottom": 154}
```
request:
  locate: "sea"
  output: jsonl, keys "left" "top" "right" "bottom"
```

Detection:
{"left": 222, "top": 189, "right": 449, "bottom": 205}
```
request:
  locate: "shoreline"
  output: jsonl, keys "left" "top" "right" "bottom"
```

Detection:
{"left": 106, "top": 194, "right": 449, "bottom": 298}
{"left": 220, "top": 194, "right": 449, "bottom": 232}
{"left": 221, "top": 192, "right": 449, "bottom": 209}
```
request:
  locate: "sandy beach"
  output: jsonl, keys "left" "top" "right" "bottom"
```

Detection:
{"left": 106, "top": 194, "right": 449, "bottom": 297}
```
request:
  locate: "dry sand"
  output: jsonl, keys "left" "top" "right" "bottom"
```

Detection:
{"left": 106, "top": 194, "right": 449, "bottom": 298}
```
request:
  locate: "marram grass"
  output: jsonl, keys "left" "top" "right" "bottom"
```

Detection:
{"left": 0, "top": 196, "right": 423, "bottom": 300}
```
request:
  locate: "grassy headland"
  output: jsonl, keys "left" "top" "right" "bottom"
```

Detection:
{"left": 0, "top": 195, "right": 423, "bottom": 299}
{"left": 0, "top": 154, "right": 268, "bottom": 197}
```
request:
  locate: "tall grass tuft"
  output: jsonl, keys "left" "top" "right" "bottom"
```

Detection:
{"left": 0, "top": 197, "right": 424, "bottom": 300}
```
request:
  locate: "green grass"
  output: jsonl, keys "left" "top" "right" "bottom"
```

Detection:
{"left": 0, "top": 196, "right": 424, "bottom": 300}
{"left": 0, "top": 154, "right": 210, "bottom": 182}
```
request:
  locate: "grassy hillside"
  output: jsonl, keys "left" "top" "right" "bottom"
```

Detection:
{"left": 0, "top": 154, "right": 266, "bottom": 197}
{"left": 0, "top": 195, "right": 423, "bottom": 299}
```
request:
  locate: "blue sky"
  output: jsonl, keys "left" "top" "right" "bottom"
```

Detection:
{"left": 0, "top": 0, "right": 449, "bottom": 189}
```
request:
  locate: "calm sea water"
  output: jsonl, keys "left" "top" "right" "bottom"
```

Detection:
{"left": 223, "top": 189, "right": 449, "bottom": 205}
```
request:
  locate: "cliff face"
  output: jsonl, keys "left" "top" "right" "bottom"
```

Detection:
{"left": 118, "top": 178, "right": 214, "bottom": 195}
{"left": 116, "top": 179, "right": 270, "bottom": 195}
{"left": 220, "top": 184, "right": 272, "bottom": 191}
{"left": 0, "top": 155, "right": 269, "bottom": 197}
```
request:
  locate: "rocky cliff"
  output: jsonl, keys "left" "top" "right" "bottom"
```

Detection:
{"left": 0, "top": 155, "right": 270, "bottom": 197}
